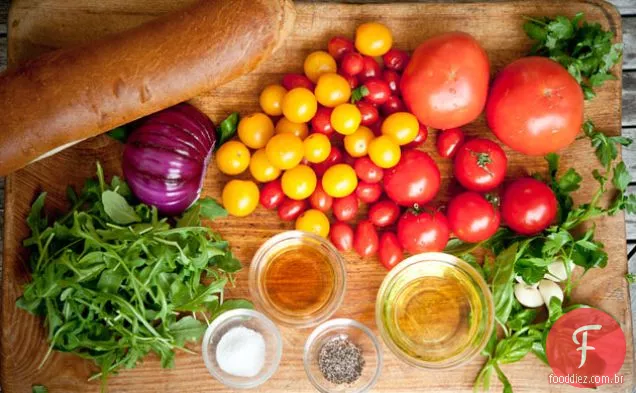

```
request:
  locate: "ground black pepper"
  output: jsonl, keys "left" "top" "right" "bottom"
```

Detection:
{"left": 318, "top": 337, "right": 365, "bottom": 385}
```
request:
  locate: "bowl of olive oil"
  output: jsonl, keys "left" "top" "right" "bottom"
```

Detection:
{"left": 376, "top": 252, "right": 494, "bottom": 369}
{"left": 249, "top": 231, "right": 346, "bottom": 328}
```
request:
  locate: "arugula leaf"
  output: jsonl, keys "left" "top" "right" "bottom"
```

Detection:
{"left": 524, "top": 13, "right": 622, "bottom": 99}
{"left": 17, "top": 164, "right": 247, "bottom": 388}
{"left": 102, "top": 190, "right": 141, "bottom": 225}
{"left": 216, "top": 113, "right": 240, "bottom": 148}
{"left": 32, "top": 385, "right": 48, "bottom": 393}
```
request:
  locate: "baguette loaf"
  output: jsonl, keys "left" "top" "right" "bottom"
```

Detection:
{"left": 0, "top": 0, "right": 295, "bottom": 175}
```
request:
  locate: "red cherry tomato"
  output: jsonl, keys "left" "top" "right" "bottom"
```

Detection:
{"left": 501, "top": 178, "right": 557, "bottom": 235}
{"left": 354, "top": 157, "right": 384, "bottom": 183}
{"left": 329, "top": 221, "right": 355, "bottom": 251}
{"left": 359, "top": 56, "right": 381, "bottom": 82}
{"left": 341, "top": 52, "right": 364, "bottom": 76}
{"left": 311, "top": 106, "right": 334, "bottom": 137}
{"left": 383, "top": 149, "right": 441, "bottom": 207}
{"left": 355, "top": 181, "right": 383, "bottom": 204}
{"left": 453, "top": 138, "right": 507, "bottom": 192}
{"left": 368, "top": 200, "right": 400, "bottom": 227}
{"left": 383, "top": 49, "right": 410, "bottom": 72}
{"left": 369, "top": 122, "right": 382, "bottom": 137}
{"left": 357, "top": 101, "right": 380, "bottom": 126}
{"left": 260, "top": 180, "right": 285, "bottom": 210}
{"left": 309, "top": 183, "right": 334, "bottom": 212}
{"left": 277, "top": 198, "right": 308, "bottom": 221}
{"left": 447, "top": 191, "right": 500, "bottom": 243}
{"left": 380, "top": 95, "right": 406, "bottom": 116}
{"left": 282, "top": 73, "right": 315, "bottom": 91}
{"left": 362, "top": 78, "right": 391, "bottom": 105}
{"left": 401, "top": 32, "right": 490, "bottom": 129}
{"left": 339, "top": 71, "right": 359, "bottom": 89}
{"left": 404, "top": 124, "right": 429, "bottom": 149}
{"left": 328, "top": 36, "right": 355, "bottom": 61}
{"left": 436, "top": 128, "right": 465, "bottom": 158}
{"left": 397, "top": 208, "right": 450, "bottom": 253}
{"left": 486, "top": 57, "right": 583, "bottom": 156}
{"left": 312, "top": 146, "right": 343, "bottom": 176}
{"left": 332, "top": 193, "right": 359, "bottom": 222}
{"left": 382, "top": 70, "right": 401, "bottom": 95}
{"left": 353, "top": 220, "right": 379, "bottom": 258}
{"left": 378, "top": 232, "right": 404, "bottom": 269}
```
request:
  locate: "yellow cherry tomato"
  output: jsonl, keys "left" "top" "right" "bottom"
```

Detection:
{"left": 275, "top": 117, "right": 309, "bottom": 139}
{"left": 265, "top": 133, "right": 304, "bottom": 170}
{"left": 282, "top": 88, "right": 318, "bottom": 123}
{"left": 304, "top": 50, "right": 337, "bottom": 83}
{"left": 259, "top": 84, "right": 287, "bottom": 116}
{"left": 282, "top": 164, "right": 317, "bottom": 200}
{"left": 237, "top": 113, "right": 275, "bottom": 149}
{"left": 368, "top": 135, "right": 401, "bottom": 168}
{"left": 322, "top": 164, "right": 358, "bottom": 198}
{"left": 330, "top": 103, "right": 362, "bottom": 135}
{"left": 355, "top": 22, "right": 393, "bottom": 57}
{"left": 295, "top": 209, "right": 330, "bottom": 238}
{"left": 249, "top": 148, "right": 281, "bottom": 182}
{"left": 381, "top": 112, "right": 419, "bottom": 145}
{"left": 303, "top": 133, "right": 331, "bottom": 163}
{"left": 314, "top": 73, "right": 351, "bottom": 108}
{"left": 222, "top": 180, "right": 259, "bottom": 217}
{"left": 344, "top": 126, "right": 375, "bottom": 158}
{"left": 215, "top": 141, "right": 251, "bottom": 175}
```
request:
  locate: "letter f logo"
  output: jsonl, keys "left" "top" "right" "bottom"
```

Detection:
{"left": 572, "top": 324, "right": 602, "bottom": 368}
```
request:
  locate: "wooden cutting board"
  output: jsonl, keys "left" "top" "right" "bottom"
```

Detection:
{"left": 0, "top": 0, "right": 632, "bottom": 392}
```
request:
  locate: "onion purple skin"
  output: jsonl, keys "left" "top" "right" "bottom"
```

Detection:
{"left": 123, "top": 103, "right": 216, "bottom": 216}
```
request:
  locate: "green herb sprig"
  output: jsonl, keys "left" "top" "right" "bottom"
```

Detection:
{"left": 447, "top": 123, "right": 633, "bottom": 392}
{"left": 523, "top": 12, "right": 623, "bottom": 99}
{"left": 17, "top": 163, "right": 250, "bottom": 391}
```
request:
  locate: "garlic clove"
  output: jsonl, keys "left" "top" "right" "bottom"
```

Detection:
{"left": 515, "top": 275, "right": 539, "bottom": 288}
{"left": 544, "top": 260, "right": 573, "bottom": 282}
{"left": 538, "top": 279, "right": 564, "bottom": 305}
{"left": 514, "top": 282, "right": 545, "bottom": 308}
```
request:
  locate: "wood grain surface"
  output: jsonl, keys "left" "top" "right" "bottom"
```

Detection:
{"left": 0, "top": 1, "right": 634, "bottom": 393}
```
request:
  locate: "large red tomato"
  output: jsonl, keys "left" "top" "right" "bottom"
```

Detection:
{"left": 383, "top": 149, "right": 441, "bottom": 207}
{"left": 400, "top": 32, "right": 490, "bottom": 129}
{"left": 486, "top": 57, "right": 584, "bottom": 156}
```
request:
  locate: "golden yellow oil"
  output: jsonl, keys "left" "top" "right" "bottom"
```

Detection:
{"left": 380, "top": 261, "right": 484, "bottom": 363}
{"left": 263, "top": 245, "right": 335, "bottom": 317}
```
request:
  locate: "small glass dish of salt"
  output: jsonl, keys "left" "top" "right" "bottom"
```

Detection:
{"left": 202, "top": 309, "right": 282, "bottom": 389}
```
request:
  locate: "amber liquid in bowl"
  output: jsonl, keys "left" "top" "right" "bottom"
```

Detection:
{"left": 263, "top": 245, "right": 335, "bottom": 317}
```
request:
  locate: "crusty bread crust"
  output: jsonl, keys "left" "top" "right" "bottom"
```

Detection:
{"left": 0, "top": 0, "right": 295, "bottom": 175}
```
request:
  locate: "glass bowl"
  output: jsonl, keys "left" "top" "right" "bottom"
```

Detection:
{"left": 249, "top": 230, "right": 346, "bottom": 328}
{"left": 201, "top": 309, "right": 282, "bottom": 389}
{"left": 304, "top": 318, "right": 382, "bottom": 393}
{"left": 375, "top": 252, "right": 494, "bottom": 369}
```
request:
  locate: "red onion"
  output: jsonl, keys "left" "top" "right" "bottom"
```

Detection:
{"left": 123, "top": 103, "right": 216, "bottom": 215}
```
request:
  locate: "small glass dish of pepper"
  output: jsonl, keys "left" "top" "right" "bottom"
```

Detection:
{"left": 303, "top": 318, "right": 382, "bottom": 393}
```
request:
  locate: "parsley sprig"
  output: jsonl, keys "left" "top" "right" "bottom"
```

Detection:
{"left": 523, "top": 12, "right": 623, "bottom": 99}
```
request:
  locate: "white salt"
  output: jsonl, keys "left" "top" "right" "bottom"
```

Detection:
{"left": 216, "top": 326, "right": 266, "bottom": 378}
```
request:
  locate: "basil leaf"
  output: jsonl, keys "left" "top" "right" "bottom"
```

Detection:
{"left": 198, "top": 197, "right": 228, "bottom": 220}
{"left": 216, "top": 112, "right": 239, "bottom": 148}
{"left": 102, "top": 190, "right": 140, "bottom": 224}
{"left": 495, "top": 336, "right": 535, "bottom": 364}
{"left": 32, "top": 385, "right": 48, "bottom": 393}
{"left": 491, "top": 243, "right": 518, "bottom": 324}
